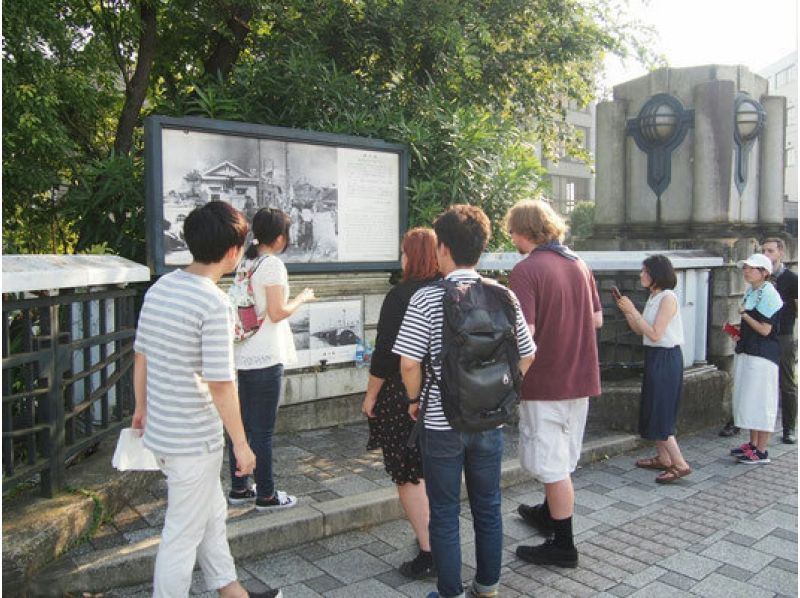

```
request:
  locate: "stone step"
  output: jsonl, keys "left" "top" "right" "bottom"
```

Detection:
{"left": 32, "top": 434, "right": 641, "bottom": 596}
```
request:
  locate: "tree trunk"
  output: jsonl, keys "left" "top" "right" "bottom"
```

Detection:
{"left": 114, "top": 0, "right": 157, "bottom": 156}
{"left": 203, "top": 4, "right": 254, "bottom": 79}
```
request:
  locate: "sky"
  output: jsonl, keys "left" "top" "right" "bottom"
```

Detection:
{"left": 603, "top": 0, "right": 798, "bottom": 88}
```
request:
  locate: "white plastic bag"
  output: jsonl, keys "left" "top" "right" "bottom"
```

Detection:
{"left": 111, "top": 428, "right": 160, "bottom": 471}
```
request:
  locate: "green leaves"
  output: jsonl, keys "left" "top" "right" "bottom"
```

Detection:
{"left": 4, "top": 0, "right": 654, "bottom": 258}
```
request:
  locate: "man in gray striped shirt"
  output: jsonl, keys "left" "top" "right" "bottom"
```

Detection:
{"left": 133, "top": 201, "right": 280, "bottom": 598}
{"left": 394, "top": 205, "right": 535, "bottom": 598}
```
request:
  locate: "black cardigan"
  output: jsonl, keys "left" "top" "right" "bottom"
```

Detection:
{"left": 369, "top": 278, "right": 437, "bottom": 379}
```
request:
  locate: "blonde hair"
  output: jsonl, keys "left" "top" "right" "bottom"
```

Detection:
{"left": 505, "top": 200, "right": 567, "bottom": 244}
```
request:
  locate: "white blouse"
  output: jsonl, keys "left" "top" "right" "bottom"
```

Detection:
{"left": 234, "top": 255, "right": 297, "bottom": 369}
{"left": 642, "top": 289, "right": 685, "bottom": 348}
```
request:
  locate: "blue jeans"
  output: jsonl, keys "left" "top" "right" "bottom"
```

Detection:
{"left": 227, "top": 364, "right": 283, "bottom": 499}
{"left": 421, "top": 427, "right": 504, "bottom": 598}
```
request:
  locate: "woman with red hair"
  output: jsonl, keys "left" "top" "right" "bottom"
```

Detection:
{"left": 362, "top": 227, "right": 439, "bottom": 580}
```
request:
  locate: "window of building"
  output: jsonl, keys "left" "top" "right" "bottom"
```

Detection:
{"left": 776, "top": 65, "right": 797, "bottom": 87}
{"left": 787, "top": 104, "right": 796, "bottom": 127}
{"left": 236, "top": 187, "right": 247, "bottom": 194}
{"left": 575, "top": 126, "right": 590, "bottom": 150}
{"left": 786, "top": 147, "right": 796, "bottom": 167}
{"left": 549, "top": 175, "right": 590, "bottom": 214}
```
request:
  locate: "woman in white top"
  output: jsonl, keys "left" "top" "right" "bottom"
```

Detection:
{"left": 616, "top": 255, "right": 691, "bottom": 483}
{"left": 227, "top": 208, "right": 314, "bottom": 511}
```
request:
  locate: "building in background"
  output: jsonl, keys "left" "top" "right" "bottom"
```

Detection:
{"left": 760, "top": 52, "right": 798, "bottom": 234}
{"left": 541, "top": 102, "right": 596, "bottom": 216}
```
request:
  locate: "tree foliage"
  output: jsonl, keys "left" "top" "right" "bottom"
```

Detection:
{"left": 568, "top": 200, "right": 595, "bottom": 241}
{"left": 3, "top": 0, "right": 657, "bottom": 257}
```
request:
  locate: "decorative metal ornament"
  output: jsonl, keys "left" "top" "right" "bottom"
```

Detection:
{"left": 626, "top": 94, "right": 694, "bottom": 221}
{"left": 733, "top": 93, "right": 766, "bottom": 195}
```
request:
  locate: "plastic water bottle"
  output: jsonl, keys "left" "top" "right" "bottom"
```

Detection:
{"left": 363, "top": 339, "right": 373, "bottom": 368}
{"left": 355, "top": 339, "right": 365, "bottom": 367}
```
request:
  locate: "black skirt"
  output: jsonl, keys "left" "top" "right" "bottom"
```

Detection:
{"left": 639, "top": 345, "right": 684, "bottom": 441}
{"left": 366, "top": 374, "right": 423, "bottom": 485}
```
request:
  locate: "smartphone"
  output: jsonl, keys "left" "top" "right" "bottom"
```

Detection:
{"left": 610, "top": 286, "right": 622, "bottom": 301}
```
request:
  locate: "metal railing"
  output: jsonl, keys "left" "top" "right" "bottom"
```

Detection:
{"left": 2, "top": 286, "right": 139, "bottom": 497}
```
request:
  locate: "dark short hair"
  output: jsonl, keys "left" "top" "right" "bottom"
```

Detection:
{"left": 245, "top": 208, "right": 292, "bottom": 259}
{"left": 433, "top": 205, "right": 491, "bottom": 267}
{"left": 642, "top": 254, "right": 677, "bottom": 290}
{"left": 183, "top": 201, "right": 249, "bottom": 264}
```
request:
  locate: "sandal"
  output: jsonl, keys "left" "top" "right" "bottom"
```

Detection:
{"left": 655, "top": 464, "right": 692, "bottom": 484}
{"left": 635, "top": 456, "right": 668, "bottom": 470}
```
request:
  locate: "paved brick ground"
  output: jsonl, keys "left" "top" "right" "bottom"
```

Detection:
{"left": 105, "top": 426, "right": 797, "bottom": 597}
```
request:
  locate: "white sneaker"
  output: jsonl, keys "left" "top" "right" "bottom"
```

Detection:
{"left": 255, "top": 490, "right": 298, "bottom": 511}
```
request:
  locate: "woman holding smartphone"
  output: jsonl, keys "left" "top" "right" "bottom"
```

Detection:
{"left": 615, "top": 255, "right": 691, "bottom": 483}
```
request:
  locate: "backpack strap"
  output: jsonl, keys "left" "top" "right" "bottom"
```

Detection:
{"left": 243, "top": 254, "right": 271, "bottom": 298}
{"left": 406, "top": 355, "right": 434, "bottom": 448}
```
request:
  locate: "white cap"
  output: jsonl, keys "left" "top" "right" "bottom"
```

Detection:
{"left": 736, "top": 253, "right": 772, "bottom": 271}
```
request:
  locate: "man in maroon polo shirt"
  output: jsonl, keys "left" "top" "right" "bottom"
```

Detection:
{"left": 505, "top": 199, "right": 603, "bottom": 568}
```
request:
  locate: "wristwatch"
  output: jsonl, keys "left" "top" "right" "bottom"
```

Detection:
{"left": 407, "top": 396, "right": 421, "bottom": 404}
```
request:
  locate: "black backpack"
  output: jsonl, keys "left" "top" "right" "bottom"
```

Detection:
{"left": 431, "top": 278, "right": 523, "bottom": 432}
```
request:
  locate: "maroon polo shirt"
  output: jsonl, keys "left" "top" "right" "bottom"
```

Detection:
{"left": 509, "top": 250, "right": 602, "bottom": 401}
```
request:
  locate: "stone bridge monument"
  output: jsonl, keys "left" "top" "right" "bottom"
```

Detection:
{"left": 591, "top": 64, "right": 790, "bottom": 370}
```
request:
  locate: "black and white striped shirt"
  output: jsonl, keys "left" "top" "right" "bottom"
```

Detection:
{"left": 134, "top": 269, "right": 236, "bottom": 456}
{"left": 392, "top": 270, "right": 536, "bottom": 430}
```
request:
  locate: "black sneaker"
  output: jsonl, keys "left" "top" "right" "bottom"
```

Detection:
{"left": 783, "top": 430, "right": 797, "bottom": 444}
{"left": 228, "top": 488, "right": 256, "bottom": 506}
{"left": 516, "top": 538, "right": 578, "bottom": 568}
{"left": 249, "top": 590, "right": 282, "bottom": 598}
{"left": 518, "top": 503, "right": 554, "bottom": 535}
{"left": 398, "top": 550, "right": 436, "bottom": 580}
{"left": 719, "top": 422, "right": 740, "bottom": 437}
{"left": 255, "top": 490, "right": 298, "bottom": 511}
{"left": 737, "top": 449, "right": 771, "bottom": 464}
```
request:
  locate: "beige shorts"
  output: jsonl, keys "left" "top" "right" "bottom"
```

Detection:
{"left": 519, "top": 398, "right": 589, "bottom": 484}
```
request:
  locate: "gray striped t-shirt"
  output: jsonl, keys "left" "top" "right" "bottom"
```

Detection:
{"left": 134, "top": 269, "right": 236, "bottom": 456}
{"left": 392, "top": 270, "right": 536, "bottom": 431}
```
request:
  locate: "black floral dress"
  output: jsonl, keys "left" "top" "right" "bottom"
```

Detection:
{"left": 366, "top": 278, "right": 436, "bottom": 485}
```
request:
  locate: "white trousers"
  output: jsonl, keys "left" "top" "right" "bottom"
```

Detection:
{"left": 519, "top": 398, "right": 589, "bottom": 484}
{"left": 153, "top": 448, "right": 237, "bottom": 597}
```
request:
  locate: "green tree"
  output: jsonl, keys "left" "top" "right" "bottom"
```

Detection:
{"left": 568, "top": 200, "right": 595, "bottom": 241}
{"left": 3, "top": 0, "right": 658, "bottom": 257}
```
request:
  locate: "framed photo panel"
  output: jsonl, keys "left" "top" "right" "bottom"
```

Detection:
{"left": 144, "top": 116, "right": 408, "bottom": 275}
{"left": 287, "top": 298, "right": 363, "bottom": 370}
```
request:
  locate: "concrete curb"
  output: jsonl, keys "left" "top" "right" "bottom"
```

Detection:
{"left": 32, "top": 433, "right": 642, "bottom": 595}
{"left": 2, "top": 439, "right": 160, "bottom": 597}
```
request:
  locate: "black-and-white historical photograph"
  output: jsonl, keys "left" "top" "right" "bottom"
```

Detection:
{"left": 161, "top": 130, "right": 340, "bottom": 265}
{"left": 288, "top": 305, "right": 311, "bottom": 352}
{"left": 261, "top": 141, "right": 339, "bottom": 263}
{"left": 161, "top": 129, "right": 260, "bottom": 265}
{"left": 286, "top": 299, "right": 362, "bottom": 369}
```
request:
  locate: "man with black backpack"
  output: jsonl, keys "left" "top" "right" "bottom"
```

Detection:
{"left": 394, "top": 205, "right": 535, "bottom": 598}
{"left": 506, "top": 199, "right": 603, "bottom": 570}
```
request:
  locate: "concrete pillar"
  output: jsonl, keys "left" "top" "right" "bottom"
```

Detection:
{"left": 594, "top": 101, "right": 627, "bottom": 227}
{"left": 692, "top": 80, "right": 735, "bottom": 224}
{"left": 759, "top": 95, "right": 786, "bottom": 225}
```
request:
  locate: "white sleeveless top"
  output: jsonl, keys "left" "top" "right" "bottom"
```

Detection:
{"left": 642, "top": 289, "right": 685, "bottom": 348}
{"left": 234, "top": 255, "right": 298, "bottom": 369}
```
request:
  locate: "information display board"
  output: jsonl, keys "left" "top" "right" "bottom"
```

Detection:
{"left": 145, "top": 116, "right": 408, "bottom": 274}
